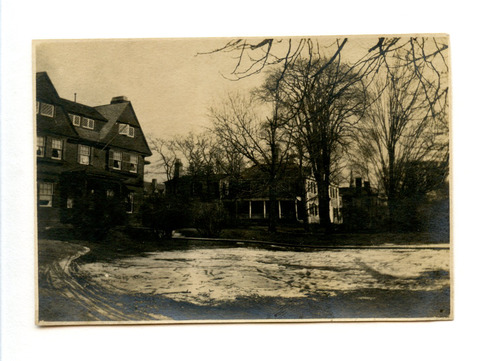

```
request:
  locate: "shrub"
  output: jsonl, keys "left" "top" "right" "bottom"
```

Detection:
{"left": 66, "top": 192, "right": 127, "bottom": 241}
{"left": 141, "top": 193, "right": 190, "bottom": 241}
{"left": 192, "top": 201, "right": 228, "bottom": 238}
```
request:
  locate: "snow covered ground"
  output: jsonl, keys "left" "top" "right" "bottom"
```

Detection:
{"left": 78, "top": 247, "right": 450, "bottom": 306}
{"left": 38, "top": 240, "right": 450, "bottom": 323}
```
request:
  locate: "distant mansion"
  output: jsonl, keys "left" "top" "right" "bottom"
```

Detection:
{"left": 36, "top": 72, "right": 152, "bottom": 230}
{"left": 152, "top": 161, "right": 380, "bottom": 228}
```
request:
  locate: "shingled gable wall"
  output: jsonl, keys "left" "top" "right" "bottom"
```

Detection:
{"left": 36, "top": 72, "right": 152, "bottom": 230}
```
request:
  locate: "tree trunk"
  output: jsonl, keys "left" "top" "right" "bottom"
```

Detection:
{"left": 387, "top": 147, "right": 396, "bottom": 231}
{"left": 268, "top": 178, "right": 278, "bottom": 233}
{"left": 299, "top": 187, "right": 309, "bottom": 231}
{"left": 317, "top": 177, "right": 331, "bottom": 230}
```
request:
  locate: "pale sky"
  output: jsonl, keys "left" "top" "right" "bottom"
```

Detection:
{"left": 36, "top": 38, "right": 267, "bottom": 138}
{"left": 35, "top": 36, "right": 442, "bottom": 181}
{"left": 35, "top": 37, "right": 381, "bottom": 139}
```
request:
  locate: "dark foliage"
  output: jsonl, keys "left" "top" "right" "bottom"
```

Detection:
{"left": 66, "top": 192, "right": 127, "bottom": 242}
{"left": 192, "top": 201, "right": 228, "bottom": 238}
{"left": 140, "top": 193, "right": 191, "bottom": 241}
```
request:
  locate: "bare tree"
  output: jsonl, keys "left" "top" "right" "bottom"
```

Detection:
{"left": 352, "top": 49, "right": 449, "bottom": 230}
{"left": 175, "top": 131, "right": 218, "bottom": 177}
{"left": 211, "top": 139, "right": 246, "bottom": 179}
{"left": 210, "top": 92, "right": 292, "bottom": 232}
{"left": 150, "top": 131, "right": 222, "bottom": 178}
{"left": 148, "top": 137, "right": 179, "bottom": 181}
{"left": 262, "top": 57, "right": 366, "bottom": 229}
{"left": 204, "top": 36, "right": 449, "bottom": 231}
{"left": 202, "top": 36, "right": 448, "bottom": 85}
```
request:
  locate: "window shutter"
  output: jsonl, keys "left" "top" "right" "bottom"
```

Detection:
{"left": 122, "top": 152, "right": 130, "bottom": 172}
{"left": 119, "top": 124, "right": 128, "bottom": 135}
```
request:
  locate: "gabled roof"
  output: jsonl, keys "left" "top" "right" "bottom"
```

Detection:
{"left": 58, "top": 98, "right": 108, "bottom": 122}
{"left": 96, "top": 102, "right": 152, "bottom": 156}
{"left": 36, "top": 105, "right": 79, "bottom": 139}
{"left": 36, "top": 72, "right": 152, "bottom": 156}
{"left": 36, "top": 73, "right": 79, "bottom": 139}
{"left": 36, "top": 72, "right": 60, "bottom": 103}
{"left": 95, "top": 102, "right": 131, "bottom": 124}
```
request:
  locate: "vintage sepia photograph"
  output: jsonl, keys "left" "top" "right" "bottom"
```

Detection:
{"left": 35, "top": 35, "right": 451, "bottom": 325}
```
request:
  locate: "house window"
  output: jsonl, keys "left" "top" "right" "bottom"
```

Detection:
{"left": 119, "top": 124, "right": 135, "bottom": 138}
{"left": 51, "top": 138, "right": 63, "bottom": 160}
{"left": 37, "top": 136, "right": 45, "bottom": 157}
{"left": 126, "top": 192, "right": 134, "bottom": 213}
{"left": 308, "top": 181, "right": 316, "bottom": 194}
{"left": 129, "top": 154, "right": 138, "bottom": 173}
{"left": 106, "top": 189, "right": 115, "bottom": 198}
{"left": 111, "top": 151, "right": 122, "bottom": 170}
{"left": 78, "top": 145, "right": 91, "bottom": 165}
{"left": 82, "top": 117, "right": 95, "bottom": 130}
{"left": 119, "top": 124, "right": 128, "bottom": 135}
{"left": 39, "top": 182, "right": 54, "bottom": 207}
{"left": 70, "top": 114, "right": 81, "bottom": 126}
{"left": 67, "top": 198, "right": 73, "bottom": 209}
{"left": 40, "top": 103, "right": 55, "bottom": 117}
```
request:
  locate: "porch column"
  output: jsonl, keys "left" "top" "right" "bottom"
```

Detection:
{"left": 249, "top": 200, "right": 252, "bottom": 219}
{"left": 278, "top": 200, "right": 282, "bottom": 219}
{"left": 295, "top": 199, "right": 298, "bottom": 221}
{"left": 263, "top": 200, "right": 266, "bottom": 219}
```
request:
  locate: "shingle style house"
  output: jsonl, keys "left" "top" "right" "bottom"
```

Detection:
{"left": 36, "top": 72, "right": 152, "bottom": 230}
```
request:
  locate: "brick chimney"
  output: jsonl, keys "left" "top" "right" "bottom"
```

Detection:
{"left": 174, "top": 159, "right": 183, "bottom": 179}
{"left": 110, "top": 96, "right": 129, "bottom": 104}
{"left": 364, "top": 180, "right": 371, "bottom": 193}
{"left": 355, "top": 177, "right": 362, "bottom": 194}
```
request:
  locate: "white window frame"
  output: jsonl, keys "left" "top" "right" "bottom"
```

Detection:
{"left": 119, "top": 124, "right": 135, "bottom": 138}
{"left": 51, "top": 138, "right": 63, "bottom": 160}
{"left": 129, "top": 154, "right": 138, "bottom": 173}
{"left": 82, "top": 117, "right": 95, "bottom": 130}
{"left": 37, "top": 136, "right": 45, "bottom": 157}
{"left": 70, "top": 114, "right": 81, "bottom": 127}
{"left": 40, "top": 103, "right": 55, "bottom": 117}
{"left": 39, "top": 182, "right": 54, "bottom": 207}
{"left": 78, "top": 144, "right": 91, "bottom": 165}
{"left": 111, "top": 150, "right": 122, "bottom": 170}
